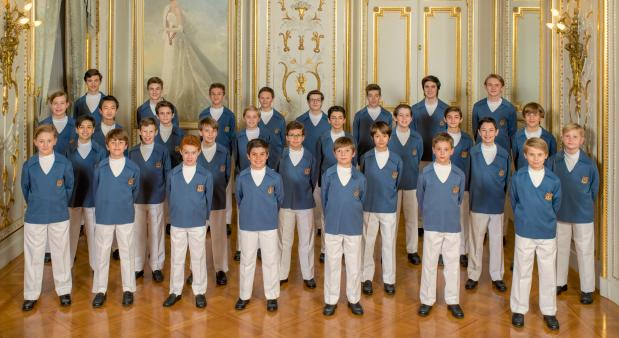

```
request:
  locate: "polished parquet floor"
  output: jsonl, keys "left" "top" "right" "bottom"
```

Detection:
{"left": 0, "top": 220, "right": 618, "bottom": 338}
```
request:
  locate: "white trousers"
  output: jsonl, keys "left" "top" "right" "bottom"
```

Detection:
{"left": 24, "top": 221, "right": 72, "bottom": 300}
{"left": 208, "top": 210, "right": 229, "bottom": 272}
{"left": 92, "top": 223, "right": 136, "bottom": 293}
{"left": 239, "top": 229, "right": 280, "bottom": 300}
{"left": 510, "top": 235, "right": 557, "bottom": 315}
{"left": 134, "top": 203, "right": 165, "bottom": 272}
{"left": 313, "top": 187, "right": 323, "bottom": 230}
{"left": 69, "top": 207, "right": 96, "bottom": 269}
{"left": 396, "top": 189, "right": 419, "bottom": 254}
{"left": 460, "top": 192, "right": 471, "bottom": 255}
{"left": 468, "top": 212, "right": 504, "bottom": 281}
{"left": 170, "top": 226, "right": 207, "bottom": 295}
{"left": 556, "top": 221, "right": 595, "bottom": 292}
{"left": 420, "top": 231, "right": 461, "bottom": 305}
{"left": 324, "top": 233, "right": 362, "bottom": 305}
{"left": 278, "top": 208, "right": 315, "bottom": 280}
{"left": 362, "top": 212, "right": 397, "bottom": 284}
{"left": 225, "top": 178, "right": 233, "bottom": 224}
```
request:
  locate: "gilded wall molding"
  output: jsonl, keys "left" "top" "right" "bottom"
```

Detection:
{"left": 511, "top": 6, "right": 544, "bottom": 109}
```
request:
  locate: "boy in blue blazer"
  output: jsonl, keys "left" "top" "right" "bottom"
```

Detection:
{"left": 235, "top": 138, "right": 284, "bottom": 312}
{"left": 155, "top": 100, "right": 185, "bottom": 168}
{"left": 511, "top": 102, "right": 557, "bottom": 169}
{"left": 92, "top": 96, "right": 124, "bottom": 150}
{"left": 136, "top": 77, "right": 179, "bottom": 127}
{"left": 472, "top": 74, "right": 517, "bottom": 151}
{"left": 40, "top": 91, "right": 77, "bottom": 156}
{"left": 258, "top": 86, "right": 286, "bottom": 150}
{"left": 353, "top": 84, "right": 392, "bottom": 159}
{"left": 73, "top": 69, "right": 105, "bottom": 123}
{"left": 411, "top": 75, "right": 448, "bottom": 164}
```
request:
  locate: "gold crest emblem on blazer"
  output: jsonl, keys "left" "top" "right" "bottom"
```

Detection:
{"left": 391, "top": 171, "right": 398, "bottom": 179}
{"left": 461, "top": 151, "right": 468, "bottom": 158}
{"left": 274, "top": 128, "right": 280, "bottom": 134}
{"left": 220, "top": 164, "right": 226, "bottom": 173}
{"left": 499, "top": 118, "right": 506, "bottom": 126}
{"left": 56, "top": 179, "right": 64, "bottom": 187}
{"left": 353, "top": 189, "right": 360, "bottom": 199}
{"left": 196, "top": 184, "right": 205, "bottom": 192}
{"left": 304, "top": 167, "right": 311, "bottom": 175}
{"left": 267, "top": 185, "right": 274, "bottom": 194}
{"left": 581, "top": 176, "right": 589, "bottom": 184}
{"left": 452, "top": 186, "right": 460, "bottom": 194}
{"left": 128, "top": 177, "right": 135, "bottom": 186}
{"left": 412, "top": 149, "right": 417, "bottom": 156}
{"left": 155, "top": 161, "right": 162, "bottom": 168}
{"left": 224, "top": 126, "right": 230, "bottom": 132}
{"left": 499, "top": 169, "right": 505, "bottom": 177}
{"left": 545, "top": 192, "right": 553, "bottom": 201}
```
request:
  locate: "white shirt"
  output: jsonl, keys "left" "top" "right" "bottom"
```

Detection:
{"left": 77, "top": 141, "right": 92, "bottom": 159}
{"left": 425, "top": 101, "right": 438, "bottom": 116}
{"left": 487, "top": 98, "right": 503, "bottom": 112}
{"left": 367, "top": 107, "right": 381, "bottom": 120}
{"left": 565, "top": 150, "right": 580, "bottom": 172}
{"left": 528, "top": 167, "right": 545, "bottom": 188}
{"left": 289, "top": 148, "right": 303, "bottom": 166}
{"left": 261, "top": 109, "right": 274, "bottom": 125}
{"left": 330, "top": 130, "right": 345, "bottom": 143}
{"left": 210, "top": 107, "right": 224, "bottom": 121}
{"left": 433, "top": 162, "right": 451, "bottom": 183}
{"left": 375, "top": 149, "right": 389, "bottom": 169}
{"left": 524, "top": 127, "right": 542, "bottom": 139}
{"left": 39, "top": 153, "right": 55, "bottom": 174}
{"left": 182, "top": 164, "right": 197, "bottom": 184}
{"left": 52, "top": 116, "right": 68, "bottom": 134}
{"left": 396, "top": 128, "right": 410, "bottom": 146}
{"left": 251, "top": 167, "right": 266, "bottom": 186}
{"left": 309, "top": 112, "right": 324, "bottom": 126}
{"left": 140, "top": 143, "right": 154, "bottom": 162}
{"left": 149, "top": 101, "right": 157, "bottom": 116}
{"left": 202, "top": 143, "right": 217, "bottom": 162}
{"left": 109, "top": 157, "right": 126, "bottom": 177}
{"left": 86, "top": 93, "right": 101, "bottom": 113}
{"left": 246, "top": 127, "right": 260, "bottom": 141}
{"left": 448, "top": 131, "right": 462, "bottom": 147}
{"left": 481, "top": 143, "right": 497, "bottom": 165}
{"left": 337, "top": 165, "right": 352, "bottom": 186}
{"left": 159, "top": 124, "right": 173, "bottom": 142}
{"left": 101, "top": 123, "right": 116, "bottom": 137}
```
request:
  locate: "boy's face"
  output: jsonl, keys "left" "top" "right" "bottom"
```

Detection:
{"left": 34, "top": 132, "right": 57, "bottom": 156}
{"left": 86, "top": 75, "right": 101, "bottom": 93}
{"left": 181, "top": 144, "right": 199, "bottom": 166}
{"left": 308, "top": 94, "right": 323, "bottom": 112}
{"left": 286, "top": 129, "right": 304, "bottom": 149}
{"left": 366, "top": 90, "right": 381, "bottom": 107}
{"left": 50, "top": 96, "right": 69, "bottom": 118}
{"left": 561, "top": 129, "right": 584, "bottom": 152}
{"left": 200, "top": 125, "right": 218, "bottom": 144}
{"left": 334, "top": 145, "right": 355, "bottom": 166}
{"left": 76, "top": 120, "right": 95, "bottom": 140}
{"left": 423, "top": 81, "right": 438, "bottom": 99}
{"left": 157, "top": 107, "right": 174, "bottom": 125}
{"left": 479, "top": 122, "right": 498, "bottom": 144}
{"left": 372, "top": 131, "right": 389, "bottom": 149}
{"left": 100, "top": 101, "right": 118, "bottom": 122}
{"left": 395, "top": 108, "right": 412, "bottom": 128}
{"left": 148, "top": 83, "right": 162, "bottom": 101}
{"left": 106, "top": 138, "right": 128, "bottom": 158}
{"left": 328, "top": 111, "right": 345, "bottom": 130}
{"left": 524, "top": 146, "right": 548, "bottom": 170}
{"left": 524, "top": 111, "right": 542, "bottom": 129}
{"left": 248, "top": 146, "right": 269, "bottom": 169}
{"left": 445, "top": 111, "right": 462, "bottom": 129}
{"left": 139, "top": 125, "right": 157, "bottom": 145}
{"left": 244, "top": 111, "right": 260, "bottom": 129}
{"left": 209, "top": 88, "right": 225, "bottom": 107}
{"left": 259, "top": 92, "right": 273, "bottom": 110}
{"left": 432, "top": 141, "right": 454, "bottom": 164}
{"left": 485, "top": 78, "right": 503, "bottom": 97}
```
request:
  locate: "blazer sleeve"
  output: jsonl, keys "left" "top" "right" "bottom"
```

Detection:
{"left": 235, "top": 176, "right": 243, "bottom": 206}
{"left": 552, "top": 179, "right": 562, "bottom": 215}
{"left": 321, "top": 173, "right": 329, "bottom": 211}
{"left": 416, "top": 173, "right": 425, "bottom": 216}
{"left": 131, "top": 167, "right": 141, "bottom": 202}
{"left": 224, "top": 151, "right": 231, "bottom": 184}
{"left": 20, "top": 164, "right": 30, "bottom": 202}
{"left": 275, "top": 174, "right": 284, "bottom": 208}
{"left": 205, "top": 172, "right": 214, "bottom": 216}
{"left": 63, "top": 161, "right": 75, "bottom": 202}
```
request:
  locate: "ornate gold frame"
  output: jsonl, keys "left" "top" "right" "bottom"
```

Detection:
{"left": 511, "top": 6, "right": 544, "bottom": 109}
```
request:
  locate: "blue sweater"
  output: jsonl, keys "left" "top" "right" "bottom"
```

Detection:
{"left": 39, "top": 116, "right": 77, "bottom": 155}
{"left": 93, "top": 157, "right": 141, "bottom": 225}
{"left": 388, "top": 129, "right": 424, "bottom": 190}
{"left": 416, "top": 164, "right": 465, "bottom": 233}
{"left": 21, "top": 152, "right": 74, "bottom": 224}
{"left": 167, "top": 164, "right": 214, "bottom": 227}
{"left": 136, "top": 100, "right": 179, "bottom": 127}
{"left": 469, "top": 144, "right": 511, "bottom": 214}
{"left": 411, "top": 99, "right": 449, "bottom": 161}
{"left": 549, "top": 150, "right": 599, "bottom": 223}
{"left": 198, "top": 106, "right": 237, "bottom": 152}
{"left": 128, "top": 143, "right": 171, "bottom": 204}
{"left": 360, "top": 150, "right": 402, "bottom": 213}
{"left": 65, "top": 141, "right": 106, "bottom": 208}
{"left": 234, "top": 128, "right": 282, "bottom": 172}
{"left": 509, "top": 167, "right": 562, "bottom": 239}
{"left": 472, "top": 98, "right": 517, "bottom": 151}
{"left": 235, "top": 167, "right": 284, "bottom": 231}
{"left": 259, "top": 108, "right": 286, "bottom": 149}
{"left": 353, "top": 107, "right": 393, "bottom": 159}
{"left": 449, "top": 132, "right": 474, "bottom": 191}
{"left": 277, "top": 147, "right": 318, "bottom": 210}
{"left": 315, "top": 130, "right": 356, "bottom": 176}
{"left": 296, "top": 111, "right": 330, "bottom": 156}
{"left": 73, "top": 92, "right": 105, "bottom": 124}
{"left": 155, "top": 125, "right": 185, "bottom": 168}
{"left": 321, "top": 165, "right": 366, "bottom": 235}
{"left": 197, "top": 144, "right": 230, "bottom": 211}
{"left": 511, "top": 128, "right": 557, "bottom": 170}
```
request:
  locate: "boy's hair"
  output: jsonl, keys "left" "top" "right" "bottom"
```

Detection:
{"left": 247, "top": 138, "right": 269, "bottom": 155}
{"left": 105, "top": 128, "right": 129, "bottom": 145}
{"left": 47, "top": 91, "right": 69, "bottom": 104}
{"left": 180, "top": 134, "right": 201, "bottom": 150}
{"left": 562, "top": 122, "right": 585, "bottom": 137}
{"left": 365, "top": 83, "right": 381, "bottom": 96}
{"left": 34, "top": 124, "right": 58, "bottom": 139}
{"left": 523, "top": 137, "right": 549, "bottom": 155}
{"left": 199, "top": 116, "right": 219, "bottom": 130}
{"left": 83, "top": 68, "right": 103, "bottom": 81}
{"left": 76, "top": 114, "right": 96, "bottom": 128}
{"left": 146, "top": 76, "right": 163, "bottom": 88}
{"left": 522, "top": 102, "right": 545, "bottom": 118}
{"left": 327, "top": 105, "right": 346, "bottom": 119}
{"left": 422, "top": 75, "right": 441, "bottom": 90}
{"left": 258, "top": 86, "right": 275, "bottom": 98}
{"left": 478, "top": 117, "right": 498, "bottom": 130}
{"left": 286, "top": 120, "right": 305, "bottom": 135}
{"left": 393, "top": 104, "right": 412, "bottom": 118}
{"left": 209, "top": 82, "right": 226, "bottom": 95}
{"left": 306, "top": 89, "right": 324, "bottom": 101}
{"left": 139, "top": 117, "right": 158, "bottom": 130}
{"left": 156, "top": 100, "right": 175, "bottom": 114}
{"left": 432, "top": 132, "right": 454, "bottom": 148}
{"left": 484, "top": 73, "right": 505, "bottom": 87}
{"left": 333, "top": 136, "right": 355, "bottom": 152}
{"left": 443, "top": 106, "right": 462, "bottom": 119}
{"left": 243, "top": 105, "right": 260, "bottom": 118}
{"left": 99, "top": 95, "right": 119, "bottom": 109}
{"left": 370, "top": 121, "right": 392, "bottom": 137}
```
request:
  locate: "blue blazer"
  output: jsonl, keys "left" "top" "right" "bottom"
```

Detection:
{"left": 128, "top": 143, "right": 171, "bottom": 204}
{"left": 21, "top": 152, "right": 74, "bottom": 224}
{"left": 296, "top": 111, "right": 330, "bottom": 156}
{"left": 352, "top": 106, "right": 393, "bottom": 159}
{"left": 73, "top": 92, "right": 105, "bottom": 123}
{"left": 155, "top": 125, "right": 185, "bottom": 168}
{"left": 416, "top": 164, "right": 465, "bottom": 233}
{"left": 277, "top": 147, "right": 318, "bottom": 210}
{"left": 39, "top": 116, "right": 77, "bottom": 155}
{"left": 198, "top": 106, "right": 237, "bottom": 152}
{"left": 511, "top": 128, "right": 557, "bottom": 170}
{"left": 469, "top": 144, "right": 511, "bottom": 214}
{"left": 235, "top": 167, "right": 284, "bottom": 231}
{"left": 411, "top": 99, "right": 449, "bottom": 161}
{"left": 360, "top": 150, "right": 402, "bottom": 213}
{"left": 93, "top": 157, "right": 141, "bottom": 225}
{"left": 472, "top": 98, "right": 517, "bottom": 151}
{"left": 136, "top": 100, "right": 179, "bottom": 127}
{"left": 315, "top": 130, "right": 356, "bottom": 179}
{"left": 258, "top": 108, "right": 286, "bottom": 148}
{"left": 549, "top": 150, "right": 599, "bottom": 223}
{"left": 92, "top": 122, "right": 123, "bottom": 150}
{"left": 65, "top": 141, "right": 106, "bottom": 208}
{"left": 197, "top": 144, "right": 231, "bottom": 211}
{"left": 321, "top": 165, "right": 366, "bottom": 236}
{"left": 233, "top": 128, "right": 282, "bottom": 173}
{"left": 388, "top": 130, "right": 423, "bottom": 190}
{"left": 510, "top": 167, "right": 562, "bottom": 239}
{"left": 448, "top": 132, "right": 474, "bottom": 191}
{"left": 167, "top": 164, "right": 214, "bottom": 227}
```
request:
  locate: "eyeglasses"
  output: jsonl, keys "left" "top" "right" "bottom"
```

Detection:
{"left": 287, "top": 134, "right": 304, "bottom": 138}
{"left": 309, "top": 99, "right": 322, "bottom": 103}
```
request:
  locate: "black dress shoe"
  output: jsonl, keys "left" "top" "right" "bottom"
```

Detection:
{"left": 166, "top": 224, "right": 171, "bottom": 235}
{"left": 226, "top": 224, "right": 232, "bottom": 236}
{"left": 234, "top": 251, "right": 241, "bottom": 261}
{"left": 216, "top": 271, "right": 228, "bottom": 285}
{"left": 59, "top": 294, "right": 72, "bottom": 306}
{"left": 418, "top": 228, "right": 424, "bottom": 237}
{"left": 235, "top": 298, "right": 250, "bottom": 310}
{"left": 152, "top": 270, "right": 164, "bottom": 283}
{"left": 348, "top": 302, "right": 363, "bottom": 315}
{"left": 418, "top": 304, "right": 432, "bottom": 317}
{"left": 438, "top": 255, "right": 444, "bottom": 266}
{"left": 512, "top": 313, "right": 524, "bottom": 327}
{"left": 319, "top": 252, "right": 325, "bottom": 263}
{"left": 195, "top": 294, "right": 207, "bottom": 308}
{"left": 408, "top": 252, "right": 421, "bottom": 265}
{"left": 22, "top": 300, "right": 37, "bottom": 311}
{"left": 44, "top": 253, "right": 51, "bottom": 264}
{"left": 556, "top": 284, "right": 568, "bottom": 295}
{"left": 543, "top": 315, "right": 560, "bottom": 330}
{"left": 266, "top": 299, "right": 278, "bottom": 312}
{"left": 163, "top": 293, "right": 181, "bottom": 307}
{"left": 362, "top": 280, "right": 373, "bottom": 295}
{"left": 122, "top": 291, "right": 134, "bottom": 306}
{"left": 186, "top": 273, "right": 193, "bottom": 285}
{"left": 279, "top": 278, "right": 288, "bottom": 286}
{"left": 112, "top": 249, "right": 120, "bottom": 261}
{"left": 465, "top": 279, "right": 478, "bottom": 290}
{"left": 384, "top": 283, "right": 395, "bottom": 295}
{"left": 135, "top": 270, "right": 144, "bottom": 279}
{"left": 92, "top": 293, "right": 106, "bottom": 308}
{"left": 492, "top": 280, "right": 507, "bottom": 292}
{"left": 323, "top": 304, "right": 337, "bottom": 316}
{"left": 304, "top": 278, "right": 316, "bottom": 289}
{"left": 460, "top": 255, "right": 468, "bottom": 268}
{"left": 580, "top": 292, "right": 593, "bottom": 304}
{"left": 447, "top": 304, "right": 464, "bottom": 319}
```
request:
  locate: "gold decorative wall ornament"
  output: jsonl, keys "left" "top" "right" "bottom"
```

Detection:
{"left": 293, "top": 1, "right": 310, "bottom": 20}
{"left": 277, "top": 0, "right": 286, "bottom": 11}
{"left": 311, "top": 32, "right": 324, "bottom": 53}
{"left": 296, "top": 73, "right": 306, "bottom": 94}
{"left": 298, "top": 34, "right": 304, "bottom": 50}
{"left": 279, "top": 61, "right": 294, "bottom": 103}
{"left": 318, "top": 0, "right": 325, "bottom": 12}
{"left": 280, "top": 31, "right": 291, "bottom": 52}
